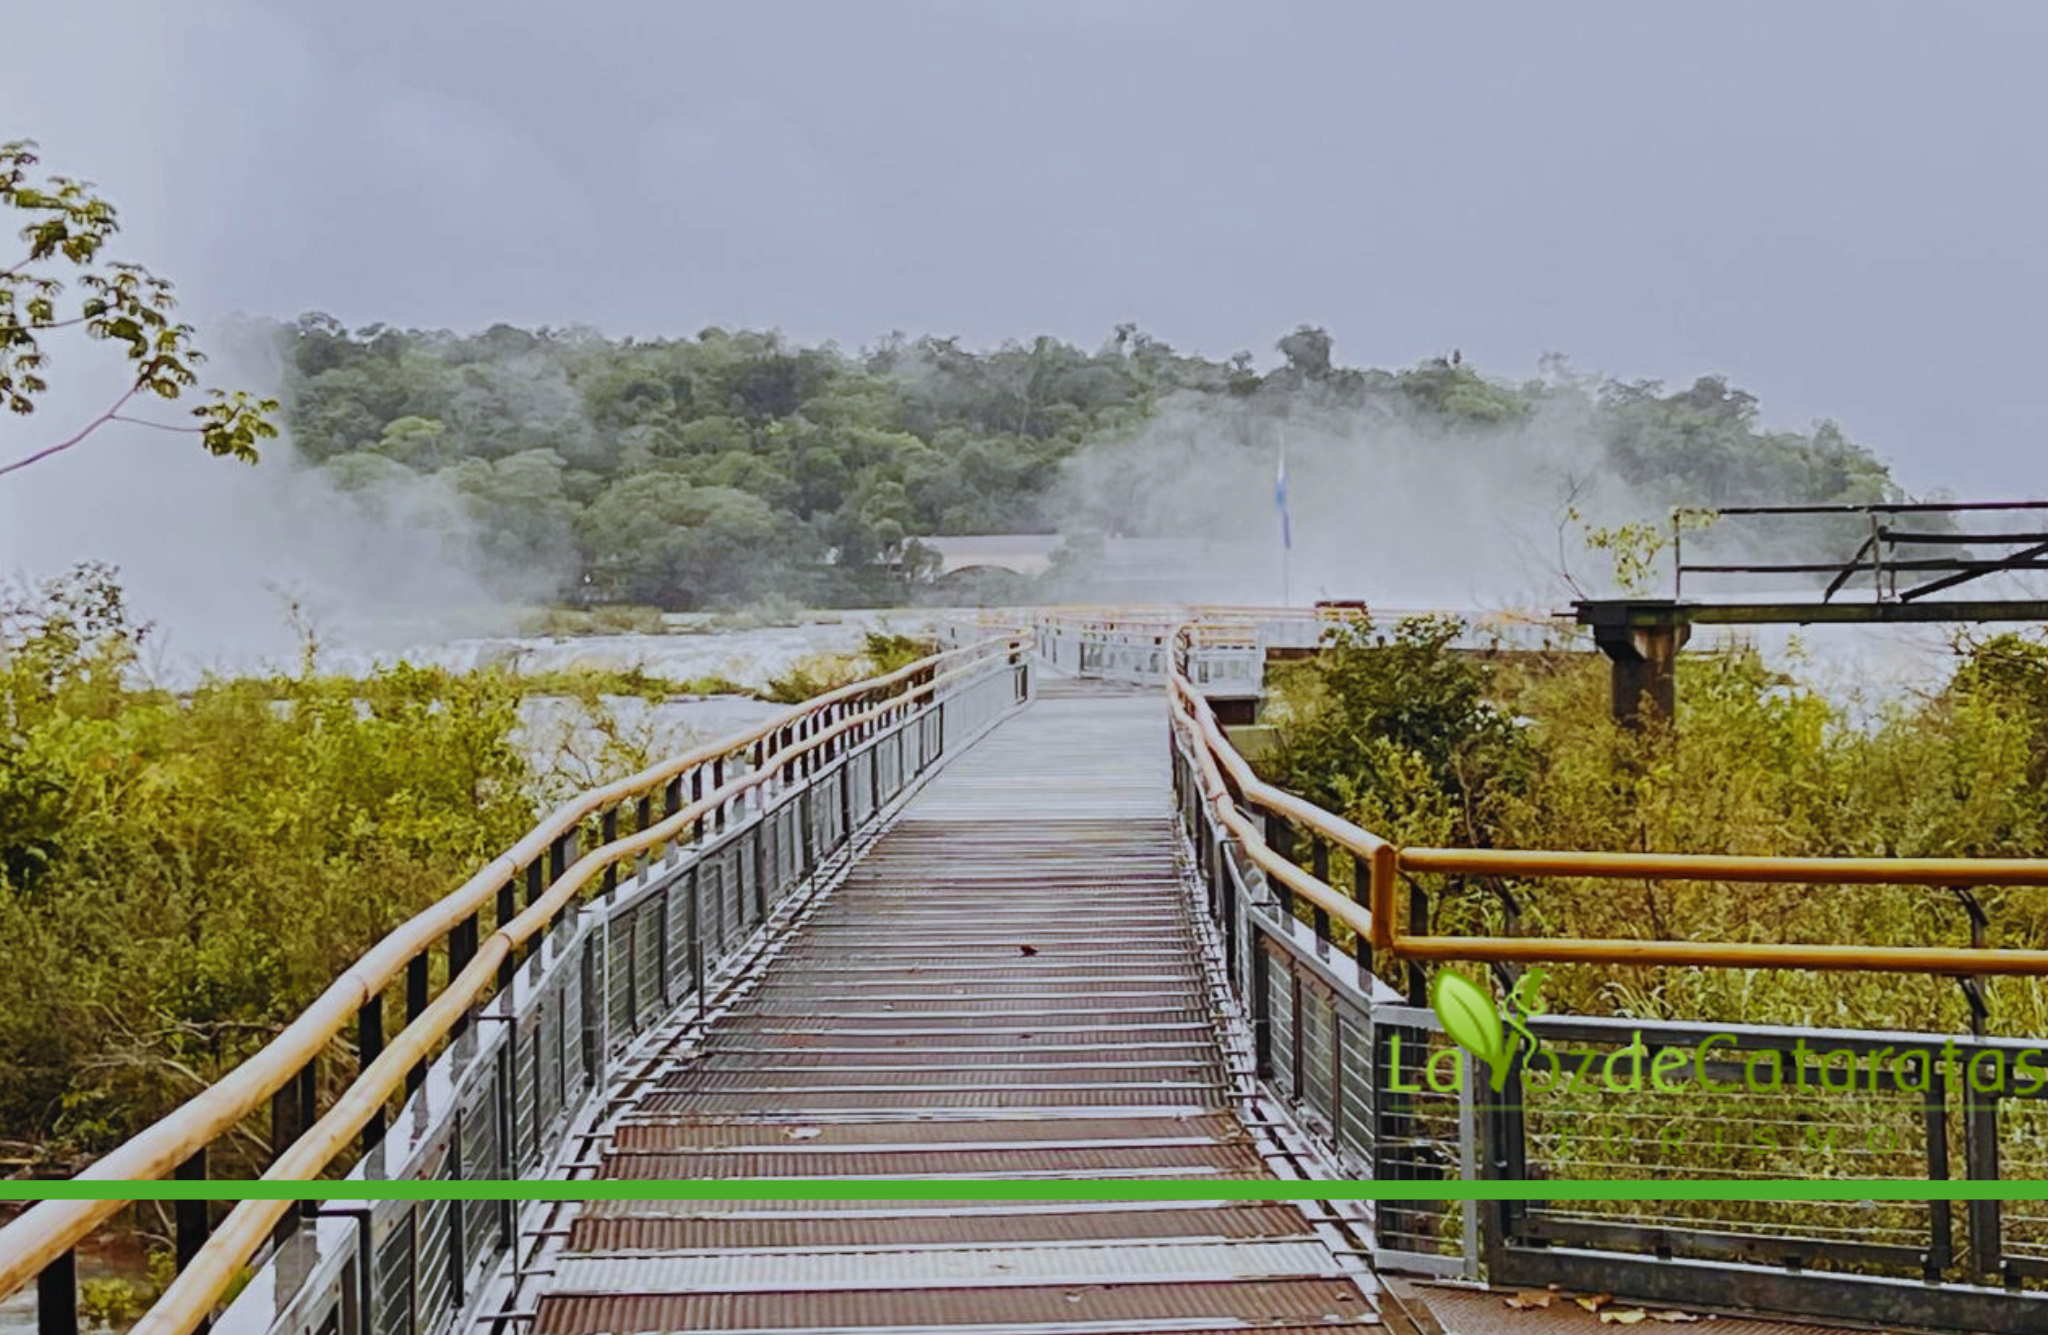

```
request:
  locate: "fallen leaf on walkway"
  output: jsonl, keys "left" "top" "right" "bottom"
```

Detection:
{"left": 1019, "top": 943, "right": 1039, "bottom": 956}
{"left": 1502, "top": 1291, "right": 1554, "bottom": 1310}
{"left": 1598, "top": 1312, "right": 1648, "bottom": 1326}
{"left": 784, "top": 1126, "right": 822, "bottom": 1140}
{"left": 1647, "top": 1313, "right": 1699, "bottom": 1324}
{"left": 1575, "top": 1293, "right": 1615, "bottom": 1312}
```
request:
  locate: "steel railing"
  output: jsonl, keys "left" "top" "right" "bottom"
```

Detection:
{"left": 2, "top": 634, "right": 1032, "bottom": 1335}
{"left": 1144, "top": 615, "right": 2048, "bottom": 1329}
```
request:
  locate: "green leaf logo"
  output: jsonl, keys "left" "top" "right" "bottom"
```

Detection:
{"left": 1430, "top": 969, "right": 1510, "bottom": 1091}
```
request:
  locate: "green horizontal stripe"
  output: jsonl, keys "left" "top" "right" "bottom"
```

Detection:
{"left": 0, "top": 1179, "right": 2036, "bottom": 1202}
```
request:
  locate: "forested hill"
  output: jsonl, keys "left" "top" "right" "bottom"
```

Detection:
{"left": 247, "top": 316, "right": 1903, "bottom": 608}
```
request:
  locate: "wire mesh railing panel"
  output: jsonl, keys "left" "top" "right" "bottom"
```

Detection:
{"left": 1507, "top": 1022, "right": 1944, "bottom": 1273}
{"left": 1997, "top": 1095, "right": 2048, "bottom": 1270}
{"left": 197, "top": 651, "right": 1032, "bottom": 1335}
{"left": 1370, "top": 1019, "right": 1466, "bottom": 1263}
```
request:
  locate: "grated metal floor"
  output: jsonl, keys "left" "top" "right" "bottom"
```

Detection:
{"left": 530, "top": 688, "right": 1379, "bottom": 1334}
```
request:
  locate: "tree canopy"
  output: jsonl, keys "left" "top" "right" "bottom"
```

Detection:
{"left": 248, "top": 316, "right": 1906, "bottom": 609}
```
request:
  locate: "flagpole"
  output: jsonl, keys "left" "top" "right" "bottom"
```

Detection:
{"left": 1276, "top": 427, "right": 1291, "bottom": 607}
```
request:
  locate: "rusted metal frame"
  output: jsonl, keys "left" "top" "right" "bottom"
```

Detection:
{"left": 1690, "top": 555, "right": 2048, "bottom": 576}
{"left": 1899, "top": 538, "right": 2048, "bottom": 602}
{"left": 1821, "top": 529, "right": 1878, "bottom": 603}
{"left": 1714, "top": 499, "right": 2048, "bottom": 516}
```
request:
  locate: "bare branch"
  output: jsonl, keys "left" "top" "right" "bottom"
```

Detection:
{"left": 107, "top": 414, "right": 204, "bottom": 435}
{"left": 0, "top": 384, "right": 138, "bottom": 476}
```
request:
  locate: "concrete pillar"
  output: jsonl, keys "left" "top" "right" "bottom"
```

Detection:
{"left": 1591, "top": 621, "right": 1691, "bottom": 728}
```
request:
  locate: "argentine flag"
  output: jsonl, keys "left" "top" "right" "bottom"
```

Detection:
{"left": 1274, "top": 449, "right": 1292, "bottom": 551}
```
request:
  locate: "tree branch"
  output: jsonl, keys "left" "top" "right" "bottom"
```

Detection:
{"left": 0, "top": 316, "right": 90, "bottom": 336}
{"left": 108, "top": 414, "right": 203, "bottom": 435}
{"left": 0, "top": 384, "right": 139, "bottom": 476}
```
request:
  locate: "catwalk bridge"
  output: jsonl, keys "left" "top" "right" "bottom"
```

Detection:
{"left": 6, "top": 609, "right": 2048, "bottom": 1335}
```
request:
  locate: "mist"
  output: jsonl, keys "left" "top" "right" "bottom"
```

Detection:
{"left": 10, "top": 1, "right": 2048, "bottom": 676}
{"left": 0, "top": 335, "right": 529, "bottom": 674}
{"left": 1047, "top": 384, "right": 1635, "bottom": 611}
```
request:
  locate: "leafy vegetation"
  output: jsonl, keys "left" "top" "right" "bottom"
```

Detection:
{"left": 0, "top": 566, "right": 928, "bottom": 1171}
{"left": 0, "top": 141, "right": 277, "bottom": 478}
{"left": 1265, "top": 619, "right": 2048, "bottom": 1039}
{"left": 247, "top": 315, "right": 1906, "bottom": 609}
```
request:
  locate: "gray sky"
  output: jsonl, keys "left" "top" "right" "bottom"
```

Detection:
{"left": 6, "top": 1, "right": 2047, "bottom": 496}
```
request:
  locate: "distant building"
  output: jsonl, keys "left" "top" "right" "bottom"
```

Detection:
{"left": 910, "top": 533, "right": 1278, "bottom": 603}
{"left": 913, "top": 535, "right": 1063, "bottom": 578}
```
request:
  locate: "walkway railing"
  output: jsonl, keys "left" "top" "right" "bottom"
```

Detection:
{"left": 1150, "top": 614, "right": 2048, "bottom": 1330}
{"left": 0, "top": 634, "right": 1032, "bottom": 1335}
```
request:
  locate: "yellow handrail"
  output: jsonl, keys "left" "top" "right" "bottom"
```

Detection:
{"left": 119, "top": 642, "right": 1025, "bottom": 1335}
{"left": 0, "top": 634, "right": 1023, "bottom": 1304}
{"left": 1169, "top": 680, "right": 1380, "bottom": 944}
{"left": 1163, "top": 636, "right": 2048, "bottom": 974}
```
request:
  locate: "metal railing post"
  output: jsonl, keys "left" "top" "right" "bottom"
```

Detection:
{"left": 359, "top": 993, "right": 386, "bottom": 1152}
{"left": 1350, "top": 853, "right": 1375, "bottom": 976}
{"left": 1925, "top": 1057, "right": 1954, "bottom": 1281}
{"left": 687, "top": 865, "right": 705, "bottom": 996}
{"left": 38, "top": 1249, "right": 77, "bottom": 1335}
{"left": 1310, "top": 836, "right": 1331, "bottom": 957}
{"left": 496, "top": 873, "right": 518, "bottom": 990}
{"left": 600, "top": 807, "right": 619, "bottom": 900}
{"left": 175, "top": 1150, "right": 211, "bottom": 1334}
{"left": 450, "top": 912, "right": 479, "bottom": 1038}
{"left": 404, "top": 953, "right": 430, "bottom": 1095}
{"left": 548, "top": 832, "right": 571, "bottom": 928}
{"left": 270, "top": 1057, "right": 318, "bottom": 1235}
{"left": 1265, "top": 813, "right": 1298, "bottom": 923}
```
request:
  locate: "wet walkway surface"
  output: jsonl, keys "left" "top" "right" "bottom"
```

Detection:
{"left": 529, "top": 688, "right": 1382, "bottom": 1335}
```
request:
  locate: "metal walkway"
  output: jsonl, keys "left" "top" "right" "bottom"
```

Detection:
{"left": 531, "top": 688, "right": 1381, "bottom": 1335}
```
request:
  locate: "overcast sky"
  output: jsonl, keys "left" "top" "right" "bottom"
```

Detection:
{"left": 6, "top": 1, "right": 2047, "bottom": 497}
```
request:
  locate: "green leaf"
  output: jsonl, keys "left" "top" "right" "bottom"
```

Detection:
{"left": 1429, "top": 968, "right": 1505, "bottom": 1069}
